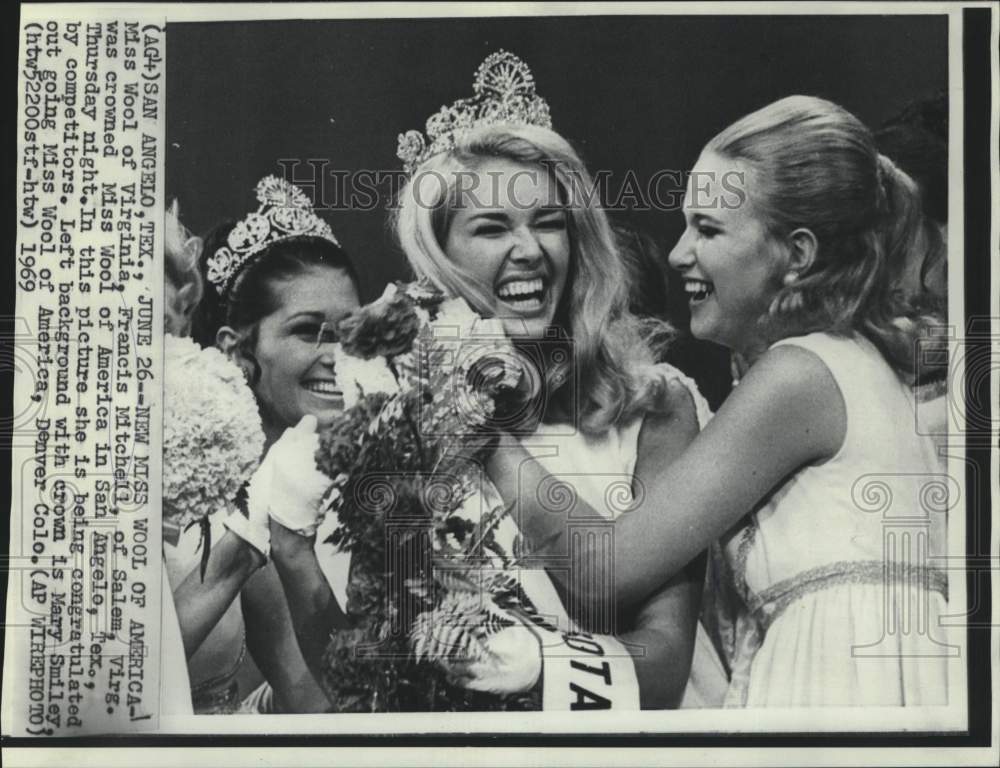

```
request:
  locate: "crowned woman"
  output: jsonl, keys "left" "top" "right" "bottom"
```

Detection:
{"left": 165, "top": 176, "right": 364, "bottom": 713}
{"left": 261, "top": 51, "right": 728, "bottom": 710}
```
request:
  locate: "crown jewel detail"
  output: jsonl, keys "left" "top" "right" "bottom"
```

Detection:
{"left": 206, "top": 175, "right": 341, "bottom": 296}
{"left": 396, "top": 50, "right": 553, "bottom": 174}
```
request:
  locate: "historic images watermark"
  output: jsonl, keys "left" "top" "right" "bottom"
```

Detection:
{"left": 275, "top": 159, "right": 748, "bottom": 214}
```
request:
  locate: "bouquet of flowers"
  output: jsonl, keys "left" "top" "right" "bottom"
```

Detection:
{"left": 315, "top": 282, "right": 544, "bottom": 711}
{"left": 162, "top": 334, "right": 266, "bottom": 567}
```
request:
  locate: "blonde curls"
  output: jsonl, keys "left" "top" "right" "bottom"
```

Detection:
{"left": 393, "top": 123, "right": 671, "bottom": 434}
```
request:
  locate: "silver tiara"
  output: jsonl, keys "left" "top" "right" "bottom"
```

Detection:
{"left": 206, "top": 175, "right": 341, "bottom": 296}
{"left": 396, "top": 50, "right": 553, "bottom": 175}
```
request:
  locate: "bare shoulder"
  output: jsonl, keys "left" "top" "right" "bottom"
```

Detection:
{"left": 717, "top": 343, "right": 847, "bottom": 461}
{"left": 739, "top": 344, "right": 844, "bottom": 414}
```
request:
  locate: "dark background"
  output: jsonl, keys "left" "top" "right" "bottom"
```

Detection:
{"left": 165, "top": 14, "right": 948, "bottom": 405}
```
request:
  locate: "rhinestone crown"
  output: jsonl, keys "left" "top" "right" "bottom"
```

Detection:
{"left": 206, "top": 175, "right": 341, "bottom": 296}
{"left": 396, "top": 50, "right": 553, "bottom": 175}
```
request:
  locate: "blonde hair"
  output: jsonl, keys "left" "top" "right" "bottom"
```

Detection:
{"left": 706, "top": 95, "right": 940, "bottom": 378}
{"left": 165, "top": 200, "right": 204, "bottom": 336}
{"left": 393, "top": 123, "right": 670, "bottom": 434}
{"left": 165, "top": 200, "right": 204, "bottom": 298}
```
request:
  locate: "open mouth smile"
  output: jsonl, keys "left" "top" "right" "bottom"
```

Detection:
{"left": 303, "top": 380, "right": 344, "bottom": 402}
{"left": 684, "top": 278, "right": 715, "bottom": 304}
{"left": 496, "top": 276, "right": 549, "bottom": 316}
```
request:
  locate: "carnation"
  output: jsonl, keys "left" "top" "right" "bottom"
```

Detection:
{"left": 162, "top": 334, "right": 265, "bottom": 528}
{"left": 338, "top": 283, "right": 423, "bottom": 360}
{"left": 334, "top": 345, "right": 401, "bottom": 409}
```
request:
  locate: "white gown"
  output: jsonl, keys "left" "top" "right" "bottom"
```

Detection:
{"left": 715, "top": 333, "right": 949, "bottom": 707}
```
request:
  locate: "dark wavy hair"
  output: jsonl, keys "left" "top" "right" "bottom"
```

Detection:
{"left": 191, "top": 225, "right": 358, "bottom": 385}
{"left": 706, "top": 95, "right": 940, "bottom": 381}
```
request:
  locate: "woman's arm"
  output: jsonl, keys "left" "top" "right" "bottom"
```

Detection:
{"left": 462, "top": 392, "right": 705, "bottom": 708}
{"left": 493, "top": 345, "right": 847, "bottom": 610}
{"left": 268, "top": 521, "right": 351, "bottom": 685}
{"left": 618, "top": 552, "right": 705, "bottom": 708}
{"left": 233, "top": 414, "right": 349, "bottom": 701}
{"left": 241, "top": 557, "right": 335, "bottom": 712}
{"left": 617, "top": 386, "right": 704, "bottom": 708}
{"left": 172, "top": 530, "right": 264, "bottom": 659}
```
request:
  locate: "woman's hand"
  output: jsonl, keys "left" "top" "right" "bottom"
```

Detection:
{"left": 260, "top": 415, "right": 334, "bottom": 537}
{"left": 440, "top": 615, "right": 542, "bottom": 695}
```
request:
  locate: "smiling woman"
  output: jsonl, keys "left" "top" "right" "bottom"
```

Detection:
{"left": 395, "top": 120, "right": 672, "bottom": 437}
{"left": 441, "top": 158, "right": 570, "bottom": 341}
{"left": 215, "top": 263, "right": 359, "bottom": 441}
{"left": 239, "top": 51, "right": 732, "bottom": 712}
{"left": 172, "top": 176, "right": 361, "bottom": 713}
{"left": 669, "top": 154, "right": 787, "bottom": 357}
{"left": 372, "top": 52, "right": 732, "bottom": 709}
{"left": 536, "top": 95, "right": 949, "bottom": 708}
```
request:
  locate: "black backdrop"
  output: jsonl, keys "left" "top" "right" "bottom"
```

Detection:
{"left": 165, "top": 14, "right": 948, "bottom": 405}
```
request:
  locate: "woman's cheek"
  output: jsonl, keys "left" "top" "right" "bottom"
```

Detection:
{"left": 545, "top": 232, "right": 569, "bottom": 256}
{"left": 292, "top": 343, "right": 316, "bottom": 371}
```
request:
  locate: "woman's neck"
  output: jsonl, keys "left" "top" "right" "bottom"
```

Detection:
{"left": 736, "top": 332, "right": 773, "bottom": 369}
{"left": 729, "top": 334, "right": 773, "bottom": 386}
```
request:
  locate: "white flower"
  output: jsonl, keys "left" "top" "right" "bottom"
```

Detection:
{"left": 431, "top": 297, "right": 481, "bottom": 340}
{"left": 334, "top": 344, "right": 400, "bottom": 409}
{"left": 432, "top": 299, "right": 513, "bottom": 363}
{"left": 163, "top": 335, "right": 266, "bottom": 527}
{"left": 413, "top": 306, "right": 431, "bottom": 326}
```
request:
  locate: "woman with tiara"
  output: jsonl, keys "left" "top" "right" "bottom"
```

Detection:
{"left": 166, "top": 176, "right": 362, "bottom": 713}
{"left": 263, "top": 51, "right": 728, "bottom": 709}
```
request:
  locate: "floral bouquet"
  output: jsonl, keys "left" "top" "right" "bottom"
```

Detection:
{"left": 314, "top": 282, "right": 544, "bottom": 712}
{"left": 162, "top": 334, "right": 266, "bottom": 570}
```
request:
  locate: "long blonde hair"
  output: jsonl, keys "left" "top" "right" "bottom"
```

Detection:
{"left": 393, "top": 123, "right": 670, "bottom": 434}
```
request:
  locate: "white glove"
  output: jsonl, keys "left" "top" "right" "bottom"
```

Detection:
{"left": 260, "top": 415, "right": 333, "bottom": 537}
{"left": 442, "top": 615, "right": 542, "bottom": 695}
{"left": 222, "top": 441, "right": 275, "bottom": 559}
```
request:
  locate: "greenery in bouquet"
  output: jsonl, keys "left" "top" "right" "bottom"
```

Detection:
{"left": 314, "top": 282, "right": 542, "bottom": 712}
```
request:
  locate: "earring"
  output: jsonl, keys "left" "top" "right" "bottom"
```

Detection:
{"left": 783, "top": 272, "right": 798, "bottom": 287}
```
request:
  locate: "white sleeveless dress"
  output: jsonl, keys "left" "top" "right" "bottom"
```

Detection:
{"left": 715, "top": 333, "right": 950, "bottom": 707}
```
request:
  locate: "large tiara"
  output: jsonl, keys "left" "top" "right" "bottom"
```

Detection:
{"left": 396, "top": 50, "right": 553, "bottom": 175}
{"left": 206, "top": 175, "right": 341, "bottom": 296}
